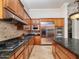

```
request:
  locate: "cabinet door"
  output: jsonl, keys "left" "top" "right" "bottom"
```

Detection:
{"left": 17, "top": 0, "right": 24, "bottom": 19}
{"left": 4, "top": 0, "right": 17, "bottom": 12}
{"left": 24, "top": 46, "right": 29, "bottom": 59}
{"left": 17, "top": 52, "right": 24, "bottom": 59}
{"left": 57, "top": 45, "right": 77, "bottom": 59}
{"left": 15, "top": 46, "right": 24, "bottom": 58}
{"left": 28, "top": 38, "right": 34, "bottom": 54}
{"left": 57, "top": 19, "right": 64, "bottom": 27}
{"left": 56, "top": 46, "right": 70, "bottom": 59}
{"left": 23, "top": 12, "right": 28, "bottom": 23}
{"left": 55, "top": 54, "right": 60, "bottom": 59}
{"left": 9, "top": 55, "right": 14, "bottom": 59}
{"left": 34, "top": 36, "right": 41, "bottom": 45}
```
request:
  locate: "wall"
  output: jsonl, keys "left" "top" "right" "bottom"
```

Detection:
{"left": 0, "top": 21, "right": 23, "bottom": 41}
{"left": 77, "top": 20, "right": 79, "bottom": 39}
{"left": 63, "top": 3, "right": 69, "bottom": 39}
{"left": 29, "top": 8, "right": 65, "bottom": 18}
{"left": 21, "top": 0, "right": 30, "bottom": 13}
{"left": 72, "top": 20, "right": 79, "bottom": 39}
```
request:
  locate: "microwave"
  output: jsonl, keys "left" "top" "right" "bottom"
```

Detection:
{"left": 32, "top": 25, "right": 39, "bottom": 30}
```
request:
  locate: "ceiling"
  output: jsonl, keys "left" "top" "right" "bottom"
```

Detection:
{"left": 21, "top": 0, "right": 75, "bottom": 9}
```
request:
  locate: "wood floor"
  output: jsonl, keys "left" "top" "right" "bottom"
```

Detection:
{"left": 29, "top": 45, "right": 54, "bottom": 59}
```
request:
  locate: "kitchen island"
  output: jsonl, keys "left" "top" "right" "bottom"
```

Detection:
{"left": 52, "top": 38, "right": 79, "bottom": 59}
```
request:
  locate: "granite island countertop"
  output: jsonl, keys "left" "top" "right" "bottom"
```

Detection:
{"left": 0, "top": 34, "right": 34, "bottom": 59}
{"left": 54, "top": 38, "right": 79, "bottom": 57}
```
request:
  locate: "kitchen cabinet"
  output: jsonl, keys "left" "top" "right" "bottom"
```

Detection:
{"left": 57, "top": 45, "right": 77, "bottom": 59}
{"left": 52, "top": 42, "right": 77, "bottom": 59}
{"left": 55, "top": 19, "right": 64, "bottom": 27}
{"left": 9, "top": 55, "right": 14, "bottom": 59}
{"left": 3, "top": 9, "right": 14, "bottom": 19}
{"left": 15, "top": 45, "right": 24, "bottom": 58}
{"left": 24, "top": 42, "right": 29, "bottom": 59}
{"left": 55, "top": 53, "right": 60, "bottom": 59}
{"left": 0, "top": 0, "right": 3, "bottom": 19}
{"left": 40, "top": 18, "right": 64, "bottom": 27}
{"left": 24, "top": 46, "right": 29, "bottom": 59}
{"left": 56, "top": 46, "right": 69, "bottom": 59}
{"left": 16, "top": 51, "right": 24, "bottom": 59}
{"left": 8, "top": 36, "right": 34, "bottom": 59}
{"left": 0, "top": 0, "right": 31, "bottom": 25}
{"left": 34, "top": 36, "right": 41, "bottom": 45}
{"left": 28, "top": 37, "right": 34, "bottom": 55}
{"left": 4, "top": 0, "right": 25, "bottom": 20}
{"left": 4, "top": 0, "right": 17, "bottom": 13}
{"left": 17, "top": 0, "right": 24, "bottom": 19}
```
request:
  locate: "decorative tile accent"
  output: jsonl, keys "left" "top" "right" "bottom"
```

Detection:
{"left": 0, "top": 21, "right": 23, "bottom": 41}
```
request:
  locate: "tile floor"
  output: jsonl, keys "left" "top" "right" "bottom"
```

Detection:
{"left": 41, "top": 38, "right": 53, "bottom": 44}
{"left": 29, "top": 45, "right": 55, "bottom": 59}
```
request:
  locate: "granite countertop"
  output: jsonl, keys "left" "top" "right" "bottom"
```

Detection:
{"left": 0, "top": 34, "right": 34, "bottom": 59}
{"left": 54, "top": 38, "right": 79, "bottom": 56}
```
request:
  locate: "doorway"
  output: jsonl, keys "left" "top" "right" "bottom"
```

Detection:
{"left": 68, "top": 19, "right": 72, "bottom": 38}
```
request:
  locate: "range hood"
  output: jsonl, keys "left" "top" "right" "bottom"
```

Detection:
{"left": 3, "top": 9, "right": 27, "bottom": 25}
{"left": 4, "top": 18, "right": 27, "bottom": 25}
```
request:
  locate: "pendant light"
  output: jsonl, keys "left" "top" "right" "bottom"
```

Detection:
{"left": 69, "top": 0, "right": 79, "bottom": 20}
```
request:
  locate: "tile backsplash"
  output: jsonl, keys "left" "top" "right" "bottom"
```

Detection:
{"left": 0, "top": 21, "right": 23, "bottom": 41}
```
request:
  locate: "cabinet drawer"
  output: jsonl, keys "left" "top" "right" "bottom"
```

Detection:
{"left": 15, "top": 46, "right": 24, "bottom": 58}
{"left": 34, "top": 36, "right": 41, "bottom": 45}
{"left": 24, "top": 47, "right": 29, "bottom": 59}
{"left": 57, "top": 45, "right": 77, "bottom": 59}
{"left": 56, "top": 47, "right": 69, "bottom": 59}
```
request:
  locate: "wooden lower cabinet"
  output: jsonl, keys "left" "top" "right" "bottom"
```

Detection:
{"left": 28, "top": 37, "right": 34, "bottom": 55}
{"left": 24, "top": 46, "right": 29, "bottom": 59}
{"left": 56, "top": 47, "right": 69, "bottom": 59}
{"left": 9, "top": 55, "right": 14, "bottom": 59}
{"left": 57, "top": 45, "right": 77, "bottom": 59}
{"left": 9, "top": 37, "right": 34, "bottom": 59}
{"left": 16, "top": 51, "right": 24, "bottom": 59}
{"left": 15, "top": 46, "right": 24, "bottom": 58}
{"left": 52, "top": 43, "right": 77, "bottom": 59}
{"left": 55, "top": 53, "right": 60, "bottom": 59}
{"left": 52, "top": 41, "right": 56, "bottom": 54}
{"left": 34, "top": 36, "right": 41, "bottom": 45}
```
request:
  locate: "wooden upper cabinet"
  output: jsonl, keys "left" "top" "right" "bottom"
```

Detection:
{"left": 17, "top": 0, "right": 24, "bottom": 18}
{"left": 54, "top": 18, "right": 64, "bottom": 27}
{"left": 2, "top": 0, "right": 31, "bottom": 24}
{"left": 4, "top": 0, "right": 17, "bottom": 13}
{"left": 40, "top": 18, "right": 64, "bottom": 27}
{"left": 57, "top": 19, "right": 64, "bottom": 27}
{"left": 0, "top": 0, "right": 3, "bottom": 19}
